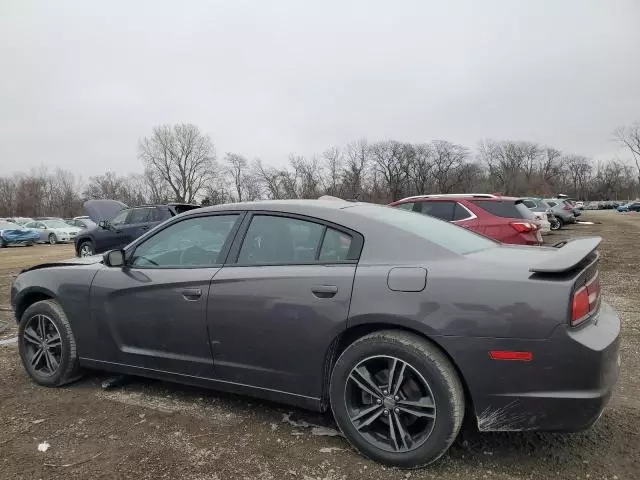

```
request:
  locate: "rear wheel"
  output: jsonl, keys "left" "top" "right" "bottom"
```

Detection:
{"left": 550, "top": 216, "right": 562, "bottom": 231}
{"left": 18, "top": 300, "right": 82, "bottom": 387}
{"left": 48, "top": 233, "right": 57, "bottom": 245}
{"left": 330, "top": 331, "right": 464, "bottom": 468}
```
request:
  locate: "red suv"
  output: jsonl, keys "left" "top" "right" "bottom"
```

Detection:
{"left": 389, "top": 194, "right": 542, "bottom": 245}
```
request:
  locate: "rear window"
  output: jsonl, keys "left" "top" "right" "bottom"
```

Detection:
{"left": 352, "top": 204, "right": 496, "bottom": 255}
{"left": 470, "top": 200, "right": 533, "bottom": 219}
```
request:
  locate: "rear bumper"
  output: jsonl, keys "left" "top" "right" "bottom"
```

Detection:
{"left": 439, "top": 302, "right": 621, "bottom": 432}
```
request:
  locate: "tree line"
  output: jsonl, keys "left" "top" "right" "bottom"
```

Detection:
{"left": 1, "top": 122, "right": 639, "bottom": 217}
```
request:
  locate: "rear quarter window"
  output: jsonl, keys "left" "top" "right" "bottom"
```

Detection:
{"left": 470, "top": 200, "right": 534, "bottom": 219}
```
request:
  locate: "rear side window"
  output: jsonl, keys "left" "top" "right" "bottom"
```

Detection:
{"left": 417, "top": 201, "right": 455, "bottom": 221}
{"left": 237, "top": 215, "right": 357, "bottom": 265}
{"left": 452, "top": 203, "right": 473, "bottom": 221}
{"left": 470, "top": 200, "right": 533, "bottom": 219}
{"left": 547, "top": 201, "right": 557, "bottom": 207}
{"left": 522, "top": 200, "right": 536, "bottom": 209}
{"left": 110, "top": 209, "right": 129, "bottom": 226}
{"left": 128, "top": 208, "right": 152, "bottom": 224}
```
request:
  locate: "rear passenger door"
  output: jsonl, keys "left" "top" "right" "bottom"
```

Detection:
{"left": 207, "top": 212, "right": 362, "bottom": 398}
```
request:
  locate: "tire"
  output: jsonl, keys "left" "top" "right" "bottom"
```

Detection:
{"left": 78, "top": 240, "right": 94, "bottom": 257}
{"left": 18, "top": 300, "right": 82, "bottom": 387}
{"left": 330, "top": 330, "right": 464, "bottom": 469}
{"left": 25, "top": 242, "right": 34, "bottom": 247}
{"left": 550, "top": 216, "right": 563, "bottom": 231}
{"left": 48, "top": 233, "right": 57, "bottom": 245}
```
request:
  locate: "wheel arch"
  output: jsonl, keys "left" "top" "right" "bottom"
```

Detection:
{"left": 75, "top": 236, "right": 93, "bottom": 255}
{"left": 14, "top": 287, "right": 56, "bottom": 322}
{"left": 321, "top": 321, "right": 475, "bottom": 418}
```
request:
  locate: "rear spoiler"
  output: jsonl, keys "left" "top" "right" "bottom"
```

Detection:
{"left": 529, "top": 236, "right": 602, "bottom": 273}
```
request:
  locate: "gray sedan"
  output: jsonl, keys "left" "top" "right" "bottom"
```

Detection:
{"left": 10, "top": 199, "right": 620, "bottom": 468}
{"left": 24, "top": 219, "right": 82, "bottom": 244}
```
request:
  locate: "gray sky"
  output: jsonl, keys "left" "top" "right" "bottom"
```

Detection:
{"left": 1, "top": 0, "right": 639, "bottom": 177}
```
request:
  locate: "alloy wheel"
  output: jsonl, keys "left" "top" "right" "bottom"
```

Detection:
{"left": 22, "top": 314, "right": 63, "bottom": 376}
{"left": 344, "top": 355, "right": 436, "bottom": 453}
{"left": 80, "top": 244, "right": 93, "bottom": 257}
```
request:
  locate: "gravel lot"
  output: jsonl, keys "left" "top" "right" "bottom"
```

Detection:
{"left": 1, "top": 210, "right": 639, "bottom": 480}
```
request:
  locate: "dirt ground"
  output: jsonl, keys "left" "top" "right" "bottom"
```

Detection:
{"left": 1, "top": 211, "right": 639, "bottom": 480}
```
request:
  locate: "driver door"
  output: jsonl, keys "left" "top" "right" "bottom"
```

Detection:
{"left": 88, "top": 213, "right": 244, "bottom": 378}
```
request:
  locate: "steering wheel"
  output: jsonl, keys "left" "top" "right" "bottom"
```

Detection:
{"left": 179, "top": 245, "right": 209, "bottom": 266}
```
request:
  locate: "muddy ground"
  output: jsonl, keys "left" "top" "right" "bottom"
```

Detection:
{"left": 1, "top": 210, "right": 639, "bottom": 480}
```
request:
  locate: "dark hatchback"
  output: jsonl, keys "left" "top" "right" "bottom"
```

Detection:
{"left": 74, "top": 200, "right": 200, "bottom": 257}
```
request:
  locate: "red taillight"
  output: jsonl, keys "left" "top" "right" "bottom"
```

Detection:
{"left": 563, "top": 204, "right": 572, "bottom": 211}
{"left": 571, "top": 272, "right": 600, "bottom": 326}
{"left": 489, "top": 351, "right": 533, "bottom": 361}
{"left": 510, "top": 221, "right": 535, "bottom": 233}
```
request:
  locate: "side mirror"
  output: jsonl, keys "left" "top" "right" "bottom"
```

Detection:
{"left": 98, "top": 220, "right": 109, "bottom": 229}
{"left": 103, "top": 249, "right": 125, "bottom": 267}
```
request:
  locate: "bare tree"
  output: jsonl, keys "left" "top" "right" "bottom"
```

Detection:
{"left": 614, "top": 123, "right": 640, "bottom": 192}
{"left": 343, "top": 140, "right": 369, "bottom": 200}
{"left": 370, "top": 140, "right": 413, "bottom": 201}
{"left": 409, "top": 143, "right": 434, "bottom": 195}
{"left": 320, "top": 147, "right": 344, "bottom": 197}
{"left": 138, "top": 123, "right": 216, "bottom": 203}
{"left": 431, "top": 140, "right": 469, "bottom": 193}
{"left": 224, "top": 153, "right": 249, "bottom": 202}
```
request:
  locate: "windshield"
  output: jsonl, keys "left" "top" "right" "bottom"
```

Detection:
{"left": 352, "top": 204, "right": 497, "bottom": 255}
{"left": 0, "top": 221, "right": 20, "bottom": 229}
{"left": 42, "top": 220, "right": 71, "bottom": 228}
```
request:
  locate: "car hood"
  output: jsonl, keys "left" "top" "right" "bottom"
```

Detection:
{"left": 84, "top": 199, "right": 128, "bottom": 223}
{"left": 21, "top": 254, "right": 104, "bottom": 273}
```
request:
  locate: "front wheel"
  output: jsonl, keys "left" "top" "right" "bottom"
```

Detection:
{"left": 78, "top": 240, "right": 94, "bottom": 257}
{"left": 48, "top": 233, "right": 57, "bottom": 245}
{"left": 18, "top": 300, "right": 82, "bottom": 387}
{"left": 330, "top": 331, "right": 464, "bottom": 468}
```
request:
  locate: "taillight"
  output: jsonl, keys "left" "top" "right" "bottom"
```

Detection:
{"left": 571, "top": 272, "right": 600, "bottom": 326}
{"left": 563, "top": 204, "right": 572, "bottom": 211}
{"left": 510, "top": 221, "right": 535, "bottom": 233}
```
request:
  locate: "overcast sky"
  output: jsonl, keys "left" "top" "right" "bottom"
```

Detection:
{"left": 1, "top": 0, "right": 639, "bottom": 177}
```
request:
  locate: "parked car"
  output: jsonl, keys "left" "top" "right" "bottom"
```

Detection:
{"left": 10, "top": 199, "right": 620, "bottom": 468}
{"left": 389, "top": 194, "right": 542, "bottom": 245}
{"left": 520, "top": 197, "right": 554, "bottom": 233}
{"left": 6, "top": 217, "right": 34, "bottom": 226}
{"left": 23, "top": 219, "right": 82, "bottom": 244}
{"left": 74, "top": 200, "right": 200, "bottom": 257}
{"left": 616, "top": 202, "right": 640, "bottom": 212}
{"left": 0, "top": 220, "right": 40, "bottom": 247}
{"left": 65, "top": 216, "right": 97, "bottom": 230}
{"left": 544, "top": 199, "right": 576, "bottom": 228}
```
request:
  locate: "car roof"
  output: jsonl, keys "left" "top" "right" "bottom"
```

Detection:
{"left": 197, "top": 198, "right": 357, "bottom": 214}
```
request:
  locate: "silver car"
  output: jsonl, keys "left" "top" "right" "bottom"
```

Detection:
{"left": 24, "top": 219, "right": 82, "bottom": 244}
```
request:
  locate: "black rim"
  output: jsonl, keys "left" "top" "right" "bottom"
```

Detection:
{"left": 344, "top": 355, "right": 436, "bottom": 453}
{"left": 22, "top": 314, "right": 62, "bottom": 376}
{"left": 80, "top": 244, "right": 92, "bottom": 256}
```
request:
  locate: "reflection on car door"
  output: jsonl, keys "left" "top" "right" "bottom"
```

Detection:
{"left": 208, "top": 213, "right": 360, "bottom": 398}
{"left": 87, "top": 214, "right": 243, "bottom": 378}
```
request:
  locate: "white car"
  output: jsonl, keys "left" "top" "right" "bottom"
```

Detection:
{"left": 24, "top": 219, "right": 82, "bottom": 244}
{"left": 530, "top": 211, "right": 551, "bottom": 234}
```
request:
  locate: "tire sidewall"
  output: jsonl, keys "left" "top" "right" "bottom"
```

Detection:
{"left": 18, "top": 301, "right": 77, "bottom": 387}
{"left": 48, "top": 233, "right": 56, "bottom": 245}
{"left": 330, "top": 335, "right": 461, "bottom": 468}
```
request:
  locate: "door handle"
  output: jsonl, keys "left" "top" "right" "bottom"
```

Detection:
{"left": 312, "top": 285, "right": 338, "bottom": 299}
{"left": 181, "top": 288, "right": 202, "bottom": 300}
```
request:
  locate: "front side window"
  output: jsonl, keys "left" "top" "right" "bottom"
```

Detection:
{"left": 394, "top": 202, "right": 415, "bottom": 211}
{"left": 110, "top": 209, "right": 129, "bottom": 226}
{"left": 131, "top": 215, "right": 240, "bottom": 267}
